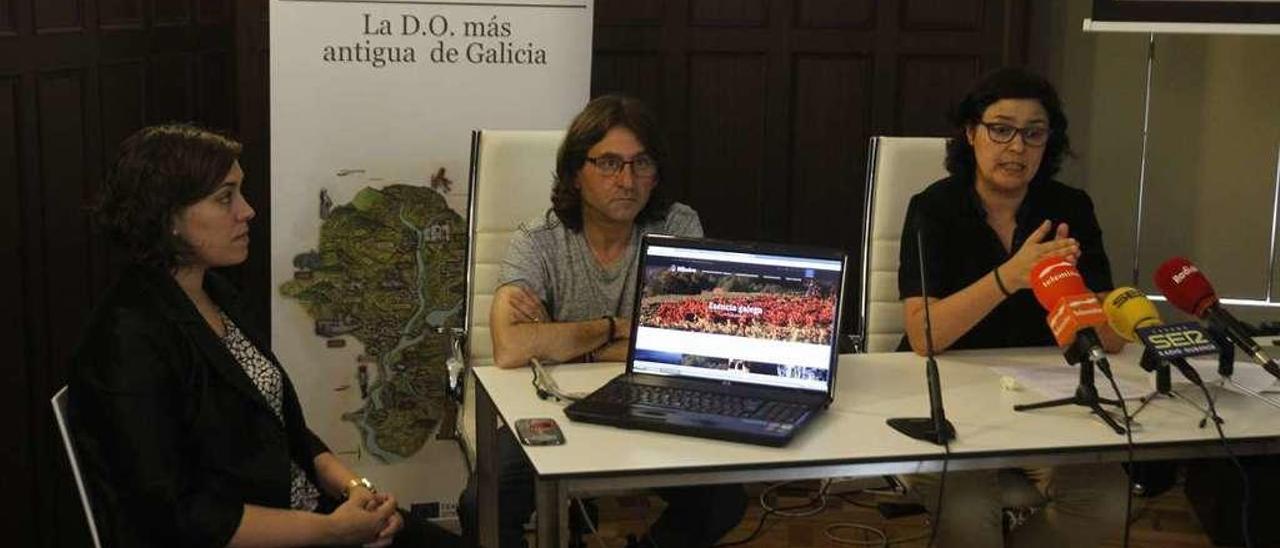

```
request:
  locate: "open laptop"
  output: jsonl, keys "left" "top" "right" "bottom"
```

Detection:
{"left": 564, "top": 235, "right": 847, "bottom": 447}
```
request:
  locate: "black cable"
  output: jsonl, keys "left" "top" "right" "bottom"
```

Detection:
{"left": 1101, "top": 370, "right": 1135, "bottom": 548}
{"left": 1195, "top": 380, "right": 1254, "bottom": 548}
{"left": 834, "top": 492, "right": 879, "bottom": 510}
{"left": 926, "top": 440, "right": 950, "bottom": 548}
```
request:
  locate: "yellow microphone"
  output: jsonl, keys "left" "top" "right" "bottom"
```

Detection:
{"left": 1102, "top": 287, "right": 1209, "bottom": 385}
{"left": 1102, "top": 287, "right": 1162, "bottom": 342}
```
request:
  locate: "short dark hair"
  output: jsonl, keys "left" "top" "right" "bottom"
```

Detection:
{"left": 944, "top": 67, "right": 1072, "bottom": 183}
{"left": 550, "top": 94, "right": 674, "bottom": 231}
{"left": 94, "top": 123, "right": 242, "bottom": 270}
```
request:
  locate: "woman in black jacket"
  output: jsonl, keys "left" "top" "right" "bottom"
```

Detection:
{"left": 70, "top": 124, "right": 454, "bottom": 547}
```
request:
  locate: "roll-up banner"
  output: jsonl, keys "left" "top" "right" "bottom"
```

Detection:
{"left": 270, "top": 0, "right": 592, "bottom": 516}
{"left": 1091, "top": 0, "right": 1280, "bottom": 24}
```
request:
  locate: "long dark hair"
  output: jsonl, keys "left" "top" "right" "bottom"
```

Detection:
{"left": 550, "top": 94, "right": 674, "bottom": 231}
{"left": 944, "top": 67, "right": 1072, "bottom": 184}
{"left": 94, "top": 123, "right": 242, "bottom": 270}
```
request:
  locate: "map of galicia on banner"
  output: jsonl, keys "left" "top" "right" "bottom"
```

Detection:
{"left": 271, "top": 0, "right": 591, "bottom": 510}
{"left": 281, "top": 180, "right": 465, "bottom": 462}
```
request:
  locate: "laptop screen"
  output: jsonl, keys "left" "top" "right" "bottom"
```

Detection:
{"left": 630, "top": 239, "right": 844, "bottom": 393}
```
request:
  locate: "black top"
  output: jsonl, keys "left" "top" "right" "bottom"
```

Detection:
{"left": 897, "top": 175, "right": 1115, "bottom": 351}
{"left": 69, "top": 264, "right": 330, "bottom": 548}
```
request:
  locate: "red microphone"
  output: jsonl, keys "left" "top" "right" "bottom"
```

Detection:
{"left": 1154, "top": 257, "right": 1280, "bottom": 380}
{"left": 1153, "top": 257, "right": 1216, "bottom": 317}
{"left": 1029, "top": 257, "right": 1108, "bottom": 348}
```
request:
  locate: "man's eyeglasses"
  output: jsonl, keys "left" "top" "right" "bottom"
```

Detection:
{"left": 979, "top": 122, "right": 1051, "bottom": 147}
{"left": 585, "top": 154, "right": 658, "bottom": 178}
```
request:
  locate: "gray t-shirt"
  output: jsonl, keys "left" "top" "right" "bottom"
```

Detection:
{"left": 498, "top": 202, "right": 703, "bottom": 323}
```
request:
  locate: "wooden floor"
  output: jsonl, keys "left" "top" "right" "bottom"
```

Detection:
{"left": 564, "top": 479, "right": 1220, "bottom": 547}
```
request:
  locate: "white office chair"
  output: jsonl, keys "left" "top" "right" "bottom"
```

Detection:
{"left": 51, "top": 386, "right": 104, "bottom": 548}
{"left": 857, "top": 136, "right": 949, "bottom": 353}
{"left": 454, "top": 129, "right": 565, "bottom": 469}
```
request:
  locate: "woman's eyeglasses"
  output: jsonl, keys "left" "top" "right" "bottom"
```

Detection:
{"left": 979, "top": 122, "right": 1050, "bottom": 147}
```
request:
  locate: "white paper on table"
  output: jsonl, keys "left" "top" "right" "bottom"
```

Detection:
{"left": 989, "top": 363, "right": 1149, "bottom": 400}
{"left": 1186, "top": 358, "right": 1280, "bottom": 395}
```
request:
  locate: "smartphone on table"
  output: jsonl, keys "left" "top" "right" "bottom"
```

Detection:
{"left": 514, "top": 418, "right": 565, "bottom": 446}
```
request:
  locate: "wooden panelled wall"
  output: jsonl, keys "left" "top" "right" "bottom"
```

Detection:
{"left": 2, "top": 1, "right": 1026, "bottom": 546}
{"left": 0, "top": 1, "right": 269, "bottom": 546}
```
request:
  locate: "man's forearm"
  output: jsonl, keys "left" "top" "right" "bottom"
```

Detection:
{"left": 593, "top": 339, "right": 630, "bottom": 362}
{"left": 493, "top": 318, "right": 612, "bottom": 368}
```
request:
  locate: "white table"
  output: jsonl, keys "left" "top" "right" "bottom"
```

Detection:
{"left": 473, "top": 347, "right": 1280, "bottom": 547}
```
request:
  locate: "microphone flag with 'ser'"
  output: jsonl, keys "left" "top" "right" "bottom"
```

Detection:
{"left": 1102, "top": 287, "right": 1214, "bottom": 385}
{"left": 1103, "top": 287, "right": 1217, "bottom": 361}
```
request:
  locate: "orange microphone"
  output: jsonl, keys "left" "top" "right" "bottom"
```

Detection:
{"left": 1029, "top": 257, "right": 1109, "bottom": 349}
{"left": 1015, "top": 256, "right": 1125, "bottom": 436}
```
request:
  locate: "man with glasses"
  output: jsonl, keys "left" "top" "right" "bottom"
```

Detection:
{"left": 458, "top": 95, "right": 747, "bottom": 548}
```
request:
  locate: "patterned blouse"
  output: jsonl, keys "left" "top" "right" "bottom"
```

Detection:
{"left": 219, "top": 312, "right": 322, "bottom": 511}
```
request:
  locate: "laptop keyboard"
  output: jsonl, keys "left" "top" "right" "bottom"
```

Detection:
{"left": 593, "top": 383, "right": 808, "bottom": 423}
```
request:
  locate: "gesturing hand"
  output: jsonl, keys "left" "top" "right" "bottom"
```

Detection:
{"left": 997, "top": 220, "right": 1079, "bottom": 292}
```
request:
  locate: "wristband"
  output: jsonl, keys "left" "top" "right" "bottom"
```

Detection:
{"left": 992, "top": 266, "right": 1013, "bottom": 297}
{"left": 589, "top": 316, "right": 616, "bottom": 361}
{"left": 602, "top": 316, "right": 617, "bottom": 343}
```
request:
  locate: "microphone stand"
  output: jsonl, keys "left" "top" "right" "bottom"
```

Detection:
{"left": 1129, "top": 347, "right": 1219, "bottom": 426}
{"left": 886, "top": 229, "right": 956, "bottom": 445}
{"left": 1014, "top": 329, "right": 1127, "bottom": 435}
{"left": 1205, "top": 326, "right": 1280, "bottom": 410}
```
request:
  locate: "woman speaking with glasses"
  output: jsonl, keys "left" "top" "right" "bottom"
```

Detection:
{"left": 895, "top": 68, "right": 1128, "bottom": 546}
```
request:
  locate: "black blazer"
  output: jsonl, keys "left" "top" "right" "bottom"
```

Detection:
{"left": 69, "top": 264, "right": 330, "bottom": 548}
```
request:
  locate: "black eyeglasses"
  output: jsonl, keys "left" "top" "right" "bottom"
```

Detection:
{"left": 979, "top": 122, "right": 1051, "bottom": 147}
{"left": 585, "top": 154, "right": 658, "bottom": 178}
